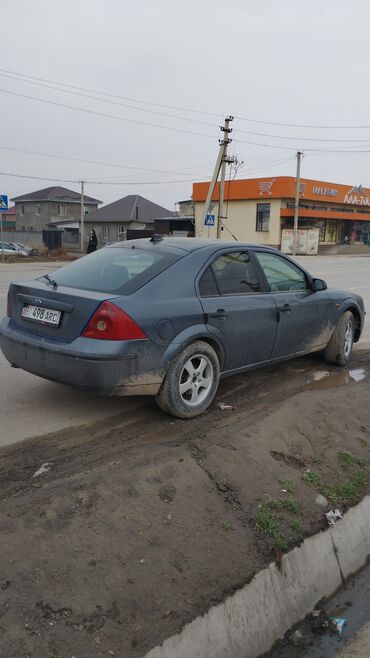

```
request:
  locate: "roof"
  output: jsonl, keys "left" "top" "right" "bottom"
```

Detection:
{"left": 193, "top": 176, "right": 370, "bottom": 207}
{"left": 11, "top": 186, "right": 101, "bottom": 204}
{"left": 84, "top": 194, "right": 173, "bottom": 224}
{"left": 154, "top": 215, "right": 194, "bottom": 221}
{"left": 107, "top": 236, "right": 281, "bottom": 254}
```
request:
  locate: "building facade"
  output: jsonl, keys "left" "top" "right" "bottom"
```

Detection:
{"left": 193, "top": 177, "right": 370, "bottom": 248}
{"left": 11, "top": 186, "right": 101, "bottom": 232}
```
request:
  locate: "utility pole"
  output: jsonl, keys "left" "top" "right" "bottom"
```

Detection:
{"left": 80, "top": 180, "right": 85, "bottom": 253}
{"left": 217, "top": 117, "right": 233, "bottom": 238}
{"left": 202, "top": 116, "right": 234, "bottom": 237}
{"left": 292, "top": 151, "right": 303, "bottom": 256}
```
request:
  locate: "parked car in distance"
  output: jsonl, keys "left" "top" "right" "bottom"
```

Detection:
{"left": 0, "top": 242, "right": 28, "bottom": 257}
{"left": 0, "top": 237, "right": 365, "bottom": 418}
{"left": 9, "top": 242, "right": 39, "bottom": 257}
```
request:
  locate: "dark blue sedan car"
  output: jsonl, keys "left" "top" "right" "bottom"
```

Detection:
{"left": 0, "top": 237, "right": 365, "bottom": 418}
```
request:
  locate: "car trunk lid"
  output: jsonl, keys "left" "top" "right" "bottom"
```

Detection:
{"left": 8, "top": 280, "right": 119, "bottom": 342}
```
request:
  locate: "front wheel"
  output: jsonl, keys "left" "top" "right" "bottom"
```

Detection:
{"left": 155, "top": 341, "right": 220, "bottom": 418}
{"left": 325, "top": 310, "right": 354, "bottom": 365}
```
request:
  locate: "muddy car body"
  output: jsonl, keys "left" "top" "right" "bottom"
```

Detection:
{"left": 0, "top": 237, "right": 365, "bottom": 417}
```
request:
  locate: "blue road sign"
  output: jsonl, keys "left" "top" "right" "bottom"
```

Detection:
{"left": 205, "top": 214, "right": 215, "bottom": 226}
{"left": 0, "top": 195, "right": 9, "bottom": 212}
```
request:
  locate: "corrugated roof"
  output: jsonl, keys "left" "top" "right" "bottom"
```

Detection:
{"left": 84, "top": 194, "right": 173, "bottom": 224}
{"left": 11, "top": 186, "right": 101, "bottom": 204}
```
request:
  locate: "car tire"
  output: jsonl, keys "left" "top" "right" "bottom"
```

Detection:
{"left": 324, "top": 310, "right": 354, "bottom": 366}
{"left": 155, "top": 341, "right": 220, "bottom": 418}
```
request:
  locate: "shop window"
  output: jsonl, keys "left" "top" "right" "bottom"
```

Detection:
{"left": 256, "top": 203, "right": 270, "bottom": 232}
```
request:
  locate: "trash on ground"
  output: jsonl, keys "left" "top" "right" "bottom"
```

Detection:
{"left": 218, "top": 403, "right": 235, "bottom": 411}
{"left": 325, "top": 509, "right": 343, "bottom": 526}
{"left": 290, "top": 629, "right": 305, "bottom": 646}
{"left": 32, "top": 462, "right": 52, "bottom": 478}
{"left": 330, "top": 616, "right": 347, "bottom": 637}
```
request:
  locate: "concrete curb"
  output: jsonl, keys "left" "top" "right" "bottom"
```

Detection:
{"left": 143, "top": 495, "right": 370, "bottom": 658}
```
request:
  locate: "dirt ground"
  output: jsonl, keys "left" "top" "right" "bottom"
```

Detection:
{"left": 1, "top": 350, "right": 370, "bottom": 658}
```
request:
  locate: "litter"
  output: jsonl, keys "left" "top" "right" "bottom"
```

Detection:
{"left": 32, "top": 462, "right": 52, "bottom": 478}
{"left": 218, "top": 403, "right": 235, "bottom": 411}
{"left": 330, "top": 616, "right": 347, "bottom": 637}
{"left": 325, "top": 509, "right": 342, "bottom": 526}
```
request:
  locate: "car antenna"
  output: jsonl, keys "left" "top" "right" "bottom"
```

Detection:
{"left": 40, "top": 273, "right": 58, "bottom": 288}
{"left": 150, "top": 234, "right": 163, "bottom": 243}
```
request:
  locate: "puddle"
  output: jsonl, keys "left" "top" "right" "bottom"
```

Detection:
{"left": 304, "top": 369, "right": 367, "bottom": 391}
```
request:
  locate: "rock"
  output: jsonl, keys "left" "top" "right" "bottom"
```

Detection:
{"left": 0, "top": 580, "right": 10, "bottom": 590}
{"left": 315, "top": 494, "right": 329, "bottom": 508}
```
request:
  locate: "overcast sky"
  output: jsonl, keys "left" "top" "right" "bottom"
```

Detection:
{"left": 1, "top": 0, "right": 370, "bottom": 211}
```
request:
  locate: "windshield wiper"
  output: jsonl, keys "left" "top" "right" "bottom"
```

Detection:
{"left": 40, "top": 273, "right": 58, "bottom": 288}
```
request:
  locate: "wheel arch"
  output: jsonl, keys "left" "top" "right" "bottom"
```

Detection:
{"left": 160, "top": 328, "right": 225, "bottom": 373}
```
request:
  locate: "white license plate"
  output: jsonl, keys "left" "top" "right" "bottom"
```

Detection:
{"left": 21, "top": 304, "right": 61, "bottom": 326}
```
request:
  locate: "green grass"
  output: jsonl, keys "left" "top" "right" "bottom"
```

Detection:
{"left": 338, "top": 450, "right": 369, "bottom": 470}
{"left": 282, "top": 478, "right": 295, "bottom": 494}
{"left": 302, "top": 469, "right": 321, "bottom": 487}
{"left": 290, "top": 519, "right": 304, "bottom": 534}
{"left": 323, "top": 472, "right": 368, "bottom": 505}
{"left": 252, "top": 496, "right": 302, "bottom": 552}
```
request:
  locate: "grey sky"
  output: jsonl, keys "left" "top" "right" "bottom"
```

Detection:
{"left": 1, "top": 0, "right": 370, "bottom": 211}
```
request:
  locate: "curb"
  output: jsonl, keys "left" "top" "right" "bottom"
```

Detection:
{"left": 143, "top": 495, "right": 370, "bottom": 658}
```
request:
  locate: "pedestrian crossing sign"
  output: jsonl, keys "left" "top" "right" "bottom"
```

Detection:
{"left": 205, "top": 214, "right": 215, "bottom": 226}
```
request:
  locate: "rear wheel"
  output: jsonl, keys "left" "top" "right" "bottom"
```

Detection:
{"left": 156, "top": 341, "right": 220, "bottom": 418}
{"left": 325, "top": 310, "right": 354, "bottom": 365}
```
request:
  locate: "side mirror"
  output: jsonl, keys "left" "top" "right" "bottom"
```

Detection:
{"left": 312, "top": 278, "right": 327, "bottom": 292}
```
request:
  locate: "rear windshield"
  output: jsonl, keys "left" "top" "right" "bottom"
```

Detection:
{"left": 47, "top": 246, "right": 182, "bottom": 294}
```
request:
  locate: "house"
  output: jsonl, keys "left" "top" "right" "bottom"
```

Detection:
{"left": 11, "top": 186, "right": 101, "bottom": 232}
{"left": 0, "top": 205, "right": 16, "bottom": 230}
{"left": 80, "top": 194, "right": 174, "bottom": 245}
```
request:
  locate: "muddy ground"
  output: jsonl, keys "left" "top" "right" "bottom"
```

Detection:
{"left": 1, "top": 350, "right": 370, "bottom": 658}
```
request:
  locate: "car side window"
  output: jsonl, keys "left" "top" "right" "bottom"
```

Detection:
{"left": 199, "top": 266, "right": 219, "bottom": 296}
{"left": 255, "top": 252, "right": 308, "bottom": 292}
{"left": 210, "top": 251, "right": 261, "bottom": 295}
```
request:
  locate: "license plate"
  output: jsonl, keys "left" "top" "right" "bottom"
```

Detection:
{"left": 21, "top": 304, "right": 61, "bottom": 326}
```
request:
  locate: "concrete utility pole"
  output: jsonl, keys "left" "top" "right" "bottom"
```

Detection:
{"left": 202, "top": 116, "right": 234, "bottom": 238}
{"left": 217, "top": 117, "right": 233, "bottom": 238}
{"left": 80, "top": 180, "right": 85, "bottom": 253}
{"left": 292, "top": 151, "right": 303, "bottom": 256}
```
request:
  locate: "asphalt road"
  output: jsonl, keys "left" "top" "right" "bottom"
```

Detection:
{"left": 0, "top": 255, "right": 370, "bottom": 448}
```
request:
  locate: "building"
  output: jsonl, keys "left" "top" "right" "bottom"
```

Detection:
{"left": 0, "top": 206, "right": 16, "bottom": 230}
{"left": 77, "top": 194, "right": 174, "bottom": 245}
{"left": 193, "top": 177, "right": 370, "bottom": 250}
{"left": 11, "top": 186, "right": 101, "bottom": 232}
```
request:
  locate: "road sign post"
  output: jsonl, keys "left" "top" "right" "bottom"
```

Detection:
{"left": 0, "top": 195, "right": 9, "bottom": 263}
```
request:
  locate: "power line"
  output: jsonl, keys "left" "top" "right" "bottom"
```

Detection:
{"left": 0, "top": 71, "right": 217, "bottom": 129}
{"left": 1, "top": 67, "right": 370, "bottom": 130}
{"left": 0, "top": 89, "right": 217, "bottom": 140}
{"left": 0, "top": 171, "right": 209, "bottom": 185}
{"left": 0, "top": 144, "right": 214, "bottom": 179}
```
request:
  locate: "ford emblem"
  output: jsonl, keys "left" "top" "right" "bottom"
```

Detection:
{"left": 32, "top": 298, "right": 43, "bottom": 305}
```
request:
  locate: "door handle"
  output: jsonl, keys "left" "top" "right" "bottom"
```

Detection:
{"left": 209, "top": 308, "right": 228, "bottom": 319}
{"left": 276, "top": 303, "right": 291, "bottom": 323}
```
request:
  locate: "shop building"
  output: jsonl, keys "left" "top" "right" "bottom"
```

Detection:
{"left": 192, "top": 176, "right": 370, "bottom": 250}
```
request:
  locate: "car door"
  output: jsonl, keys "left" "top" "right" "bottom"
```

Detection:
{"left": 197, "top": 250, "right": 278, "bottom": 372}
{"left": 254, "top": 251, "right": 332, "bottom": 359}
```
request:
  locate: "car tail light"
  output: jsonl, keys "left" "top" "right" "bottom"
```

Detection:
{"left": 82, "top": 301, "right": 147, "bottom": 341}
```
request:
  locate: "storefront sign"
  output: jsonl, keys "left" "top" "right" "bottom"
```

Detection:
{"left": 344, "top": 185, "right": 370, "bottom": 206}
{"left": 312, "top": 186, "right": 338, "bottom": 197}
{"left": 259, "top": 180, "right": 275, "bottom": 196}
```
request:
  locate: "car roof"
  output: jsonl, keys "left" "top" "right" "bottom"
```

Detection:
{"left": 107, "top": 237, "right": 282, "bottom": 255}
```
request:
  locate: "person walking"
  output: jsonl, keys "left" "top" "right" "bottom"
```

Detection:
{"left": 86, "top": 228, "right": 98, "bottom": 254}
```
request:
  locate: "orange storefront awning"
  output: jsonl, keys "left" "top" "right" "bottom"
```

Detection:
{"left": 281, "top": 208, "right": 370, "bottom": 222}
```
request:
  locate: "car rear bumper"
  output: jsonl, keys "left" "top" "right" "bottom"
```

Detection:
{"left": 0, "top": 319, "right": 163, "bottom": 396}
